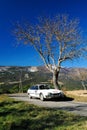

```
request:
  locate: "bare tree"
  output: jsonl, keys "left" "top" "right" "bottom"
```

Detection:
{"left": 13, "top": 14, "right": 85, "bottom": 89}
{"left": 77, "top": 69, "right": 87, "bottom": 90}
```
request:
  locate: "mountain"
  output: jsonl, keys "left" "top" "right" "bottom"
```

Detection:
{"left": 0, "top": 66, "right": 87, "bottom": 93}
{"left": 0, "top": 66, "right": 51, "bottom": 86}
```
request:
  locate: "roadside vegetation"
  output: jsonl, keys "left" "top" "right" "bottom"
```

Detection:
{"left": 66, "top": 90, "right": 87, "bottom": 102}
{"left": 0, "top": 95, "right": 87, "bottom": 130}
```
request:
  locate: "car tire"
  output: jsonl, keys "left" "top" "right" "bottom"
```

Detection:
{"left": 28, "top": 93, "right": 32, "bottom": 99}
{"left": 40, "top": 93, "right": 44, "bottom": 101}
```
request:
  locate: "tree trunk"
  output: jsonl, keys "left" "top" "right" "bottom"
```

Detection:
{"left": 81, "top": 80, "right": 86, "bottom": 90}
{"left": 53, "top": 70, "right": 60, "bottom": 89}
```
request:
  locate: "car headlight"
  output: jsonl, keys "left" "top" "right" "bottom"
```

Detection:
{"left": 48, "top": 92, "right": 53, "bottom": 96}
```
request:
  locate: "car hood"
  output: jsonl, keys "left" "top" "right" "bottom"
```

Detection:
{"left": 41, "top": 89, "right": 63, "bottom": 93}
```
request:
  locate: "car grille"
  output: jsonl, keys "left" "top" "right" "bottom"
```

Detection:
{"left": 52, "top": 93, "right": 60, "bottom": 96}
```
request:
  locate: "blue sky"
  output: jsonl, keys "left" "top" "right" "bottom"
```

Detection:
{"left": 0, "top": 0, "right": 87, "bottom": 67}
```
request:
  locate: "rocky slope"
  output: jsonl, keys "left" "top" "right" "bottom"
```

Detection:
{"left": 0, "top": 66, "right": 87, "bottom": 90}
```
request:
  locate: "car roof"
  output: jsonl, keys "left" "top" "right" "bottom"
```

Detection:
{"left": 35, "top": 84, "right": 47, "bottom": 86}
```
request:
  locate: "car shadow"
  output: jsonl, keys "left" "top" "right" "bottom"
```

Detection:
{"left": 46, "top": 96, "right": 74, "bottom": 102}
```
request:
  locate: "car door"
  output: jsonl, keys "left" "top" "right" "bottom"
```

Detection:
{"left": 34, "top": 86, "right": 39, "bottom": 98}
{"left": 29, "top": 86, "right": 36, "bottom": 97}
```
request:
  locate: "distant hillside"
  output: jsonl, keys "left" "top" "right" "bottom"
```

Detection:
{"left": 0, "top": 66, "right": 87, "bottom": 93}
{"left": 0, "top": 66, "right": 51, "bottom": 83}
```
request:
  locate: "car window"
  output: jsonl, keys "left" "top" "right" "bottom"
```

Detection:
{"left": 39, "top": 85, "right": 50, "bottom": 90}
{"left": 35, "top": 86, "right": 38, "bottom": 90}
{"left": 30, "top": 86, "right": 38, "bottom": 90}
{"left": 30, "top": 86, "right": 35, "bottom": 90}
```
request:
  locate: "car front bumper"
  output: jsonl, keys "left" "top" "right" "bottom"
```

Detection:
{"left": 45, "top": 93, "right": 63, "bottom": 99}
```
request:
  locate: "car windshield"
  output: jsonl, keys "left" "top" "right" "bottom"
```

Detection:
{"left": 39, "top": 85, "right": 50, "bottom": 90}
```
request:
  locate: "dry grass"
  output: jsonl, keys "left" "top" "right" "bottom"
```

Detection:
{"left": 65, "top": 90, "right": 87, "bottom": 102}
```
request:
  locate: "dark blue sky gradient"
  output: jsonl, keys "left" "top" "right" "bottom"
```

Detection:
{"left": 0, "top": 0, "right": 87, "bottom": 67}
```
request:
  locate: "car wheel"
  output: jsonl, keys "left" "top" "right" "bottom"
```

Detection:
{"left": 40, "top": 93, "right": 44, "bottom": 101}
{"left": 60, "top": 93, "right": 65, "bottom": 97}
{"left": 28, "top": 93, "right": 32, "bottom": 99}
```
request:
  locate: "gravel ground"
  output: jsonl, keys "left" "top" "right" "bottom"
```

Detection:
{"left": 8, "top": 93, "right": 87, "bottom": 117}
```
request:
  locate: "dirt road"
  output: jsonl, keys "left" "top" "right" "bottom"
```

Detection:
{"left": 9, "top": 93, "right": 87, "bottom": 117}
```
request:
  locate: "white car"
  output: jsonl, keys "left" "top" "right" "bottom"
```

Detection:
{"left": 27, "top": 84, "right": 65, "bottom": 101}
